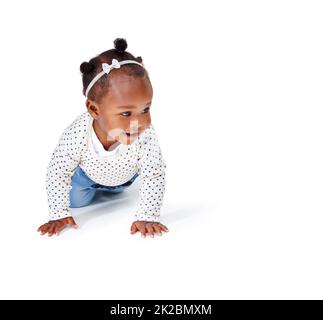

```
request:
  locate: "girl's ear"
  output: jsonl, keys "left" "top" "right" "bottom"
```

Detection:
{"left": 86, "top": 98, "right": 100, "bottom": 119}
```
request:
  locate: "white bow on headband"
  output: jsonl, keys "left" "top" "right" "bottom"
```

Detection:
{"left": 102, "top": 59, "right": 121, "bottom": 74}
{"left": 85, "top": 58, "right": 145, "bottom": 97}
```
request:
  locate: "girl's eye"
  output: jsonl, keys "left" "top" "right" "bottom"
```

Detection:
{"left": 120, "top": 107, "right": 150, "bottom": 117}
{"left": 120, "top": 111, "right": 131, "bottom": 117}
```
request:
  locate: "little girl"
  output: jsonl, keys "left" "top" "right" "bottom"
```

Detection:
{"left": 38, "top": 38, "right": 168, "bottom": 238}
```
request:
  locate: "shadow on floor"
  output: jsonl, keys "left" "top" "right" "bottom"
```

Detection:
{"left": 71, "top": 185, "right": 139, "bottom": 227}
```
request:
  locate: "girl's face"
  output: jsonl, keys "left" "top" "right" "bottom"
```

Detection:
{"left": 86, "top": 70, "right": 153, "bottom": 146}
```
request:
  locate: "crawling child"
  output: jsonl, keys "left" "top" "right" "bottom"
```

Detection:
{"left": 38, "top": 38, "right": 168, "bottom": 238}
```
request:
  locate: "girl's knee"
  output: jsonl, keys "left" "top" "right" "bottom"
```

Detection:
{"left": 70, "top": 188, "right": 96, "bottom": 208}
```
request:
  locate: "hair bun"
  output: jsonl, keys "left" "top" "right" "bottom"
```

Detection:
{"left": 114, "top": 38, "right": 128, "bottom": 53}
{"left": 80, "top": 61, "right": 94, "bottom": 74}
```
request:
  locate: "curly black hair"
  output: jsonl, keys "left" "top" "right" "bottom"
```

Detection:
{"left": 80, "top": 38, "right": 147, "bottom": 103}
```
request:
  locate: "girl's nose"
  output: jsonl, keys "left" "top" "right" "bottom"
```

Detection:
{"left": 128, "top": 119, "right": 142, "bottom": 132}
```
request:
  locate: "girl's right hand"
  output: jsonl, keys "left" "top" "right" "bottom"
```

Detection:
{"left": 37, "top": 217, "right": 78, "bottom": 236}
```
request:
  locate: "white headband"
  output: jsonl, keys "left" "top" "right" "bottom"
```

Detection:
{"left": 85, "top": 58, "right": 145, "bottom": 97}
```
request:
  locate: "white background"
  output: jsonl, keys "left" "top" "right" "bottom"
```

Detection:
{"left": 0, "top": 0, "right": 322, "bottom": 299}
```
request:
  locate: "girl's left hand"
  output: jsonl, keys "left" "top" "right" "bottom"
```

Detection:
{"left": 130, "top": 220, "right": 169, "bottom": 237}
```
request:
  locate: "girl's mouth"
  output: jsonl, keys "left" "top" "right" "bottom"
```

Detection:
{"left": 126, "top": 132, "right": 139, "bottom": 137}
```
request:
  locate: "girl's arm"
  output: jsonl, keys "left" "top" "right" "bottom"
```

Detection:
{"left": 135, "top": 124, "right": 167, "bottom": 222}
{"left": 45, "top": 119, "right": 83, "bottom": 221}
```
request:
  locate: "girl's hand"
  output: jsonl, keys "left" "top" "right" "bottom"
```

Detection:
{"left": 37, "top": 217, "right": 78, "bottom": 236}
{"left": 130, "top": 220, "right": 169, "bottom": 238}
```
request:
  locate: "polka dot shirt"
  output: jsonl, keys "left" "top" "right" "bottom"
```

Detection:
{"left": 45, "top": 111, "right": 166, "bottom": 222}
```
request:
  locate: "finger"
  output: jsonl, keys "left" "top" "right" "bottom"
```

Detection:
{"left": 152, "top": 224, "right": 162, "bottom": 236}
{"left": 37, "top": 224, "right": 47, "bottom": 232}
{"left": 55, "top": 222, "right": 65, "bottom": 236}
{"left": 47, "top": 223, "right": 56, "bottom": 237}
{"left": 39, "top": 224, "right": 50, "bottom": 235}
{"left": 130, "top": 223, "right": 138, "bottom": 234}
{"left": 52, "top": 224, "right": 59, "bottom": 236}
{"left": 53, "top": 222, "right": 62, "bottom": 235}
{"left": 138, "top": 225, "right": 146, "bottom": 238}
{"left": 37, "top": 223, "right": 47, "bottom": 233}
{"left": 146, "top": 223, "right": 155, "bottom": 238}
{"left": 158, "top": 223, "right": 169, "bottom": 232}
{"left": 66, "top": 217, "right": 78, "bottom": 229}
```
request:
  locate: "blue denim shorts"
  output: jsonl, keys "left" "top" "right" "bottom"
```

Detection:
{"left": 70, "top": 165, "right": 139, "bottom": 208}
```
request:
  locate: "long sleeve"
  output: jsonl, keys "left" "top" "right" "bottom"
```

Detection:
{"left": 135, "top": 125, "right": 167, "bottom": 222}
{"left": 45, "top": 121, "right": 83, "bottom": 221}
